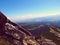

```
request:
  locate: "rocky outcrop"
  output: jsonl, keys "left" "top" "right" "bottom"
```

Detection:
{"left": 0, "top": 12, "right": 33, "bottom": 45}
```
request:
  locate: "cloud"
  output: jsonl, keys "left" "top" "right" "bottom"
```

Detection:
{"left": 8, "top": 12, "right": 60, "bottom": 22}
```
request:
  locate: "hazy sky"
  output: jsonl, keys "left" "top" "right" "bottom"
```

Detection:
{"left": 0, "top": 0, "right": 60, "bottom": 21}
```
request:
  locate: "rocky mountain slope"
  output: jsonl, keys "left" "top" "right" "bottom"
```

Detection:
{"left": 0, "top": 12, "right": 58, "bottom": 45}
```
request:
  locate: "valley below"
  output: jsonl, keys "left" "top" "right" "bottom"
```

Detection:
{"left": 18, "top": 22, "right": 60, "bottom": 45}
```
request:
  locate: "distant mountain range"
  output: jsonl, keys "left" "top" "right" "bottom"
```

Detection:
{"left": 17, "top": 15, "right": 60, "bottom": 23}
{"left": 17, "top": 15, "right": 60, "bottom": 27}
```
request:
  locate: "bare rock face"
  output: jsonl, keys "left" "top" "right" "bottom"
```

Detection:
{"left": 0, "top": 12, "right": 34, "bottom": 45}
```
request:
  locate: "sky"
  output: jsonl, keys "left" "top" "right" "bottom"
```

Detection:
{"left": 0, "top": 0, "right": 60, "bottom": 22}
